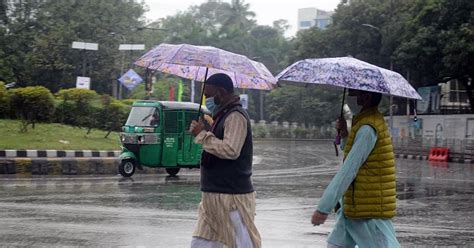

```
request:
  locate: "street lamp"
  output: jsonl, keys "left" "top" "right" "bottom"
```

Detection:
{"left": 361, "top": 23, "right": 395, "bottom": 134}
{"left": 71, "top": 41, "right": 99, "bottom": 90}
{"left": 250, "top": 56, "right": 265, "bottom": 121}
{"left": 110, "top": 32, "right": 145, "bottom": 99}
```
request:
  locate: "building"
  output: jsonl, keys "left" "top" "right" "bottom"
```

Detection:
{"left": 297, "top": 8, "right": 333, "bottom": 31}
{"left": 416, "top": 79, "right": 471, "bottom": 115}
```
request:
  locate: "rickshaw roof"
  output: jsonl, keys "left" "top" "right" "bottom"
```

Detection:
{"left": 132, "top": 100, "right": 211, "bottom": 114}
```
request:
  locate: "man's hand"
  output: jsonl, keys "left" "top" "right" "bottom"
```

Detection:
{"left": 311, "top": 210, "right": 328, "bottom": 226}
{"left": 203, "top": 114, "right": 214, "bottom": 126}
{"left": 189, "top": 120, "right": 205, "bottom": 137}
{"left": 336, "top": 117, "right": 348, "bottom": 138}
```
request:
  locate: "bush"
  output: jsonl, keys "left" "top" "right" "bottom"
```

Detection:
{"left": 54, "top": 100, "right": 76, "bottom": 125}
{"left": 56, "top": 88, "right": 98, "bottom": 102}
{"left": 293, "top": 127, "right": 310, "bottom": 139}
{"left": 121, "top": 99, "right": 136, "bottom": 106}
{"left": 0, "top": 82, "right": 9, "bottom": 118}
{"left": 101, "top": 95, "right": 130, "bottom": 137}
{"left": 9, "top": 86, "right": 55, "bottom": 132}
{"left": 268, "top": 126, "right": 291, "bottom": 138}
{"left": 252, "top": 124, "right": 268, "bottom": 138}
{"left": 55, "top": 88, "right": 99, "bottom": 132}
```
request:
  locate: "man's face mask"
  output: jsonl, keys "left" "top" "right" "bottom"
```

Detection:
{"left": 346, "top": 95, "right": 362, "bottom": 114}
{"left": 205, "top": 97, "right": 219, "bottom": 115}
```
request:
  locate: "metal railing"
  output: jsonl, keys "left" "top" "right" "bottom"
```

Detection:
{"left": 392, "top": 137, "right": 474, "bottom": 162}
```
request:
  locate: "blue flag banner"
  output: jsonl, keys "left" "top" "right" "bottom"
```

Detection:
{"left": 118, "top": 69, "right": 143, "bottom": 90}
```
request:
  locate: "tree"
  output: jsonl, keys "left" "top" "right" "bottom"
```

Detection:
{"left": 266, "top": 85, "right": 341, "bottom": 126}
{"left": 2, "top": 0, "right": 147, "bottom": 95}
{"left": 0, "top": 82, "right": 9, "bottom": 117}
{"left": 222, "top": 0, "right": 256, "bottom": 32}
{"left": 394, "top": 0, "right": 474, "bottom": 112}
{"left": 128, "top": 75, "right": 190, "bottom": 102}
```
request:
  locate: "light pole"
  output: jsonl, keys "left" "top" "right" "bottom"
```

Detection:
{"left": 110, "top": 32, "right": 145, "bottom": 99}
{"left": 109, "top": 32, "right": 126, "bottom": 98}
{"left": 361, "top": 23, "right": 395, "bottom": 133}
{"left": 250, "top": 56, "right": 266, "bottom": 121}
{"left": 132, "top": 25, "right": 168, "bottom": 99}
{"left": 71, "top": 41, "right": 98, "bottom": 89}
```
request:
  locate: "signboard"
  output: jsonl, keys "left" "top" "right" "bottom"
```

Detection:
{"left": 76, "top": 76, "right": 90, "bottom": 89}
{"left": 240, "top": 94, "right": 248, "bottom": 109}
{"left": 72, "top": 41, "right": 98, "bottom": 51}
{"left": 119, "top": 44, "right": 145, "bottom": 50}
{"left": 118, "top": 69, "right": 143, "bottom": 90}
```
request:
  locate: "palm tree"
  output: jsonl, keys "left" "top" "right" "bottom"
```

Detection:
{"left": 222, "top": 0, "right": 256, "bottom": 31}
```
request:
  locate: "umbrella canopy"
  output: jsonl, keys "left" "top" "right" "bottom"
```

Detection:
{"left": 134, "top": 43, "right": 277, "bottom": 90}
{"left": 276, "top": 57, "right": 421, "bottom": 100}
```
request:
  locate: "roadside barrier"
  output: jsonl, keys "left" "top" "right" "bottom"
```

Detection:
{"left": 428, "top": 148, "right": 449, "bottom": 162}
{"left": 0, "top": 158, "right": 161, "bottom": 175}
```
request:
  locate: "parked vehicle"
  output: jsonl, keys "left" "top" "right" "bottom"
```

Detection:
{"left": 119, "top": 101, "right": 210, "bottom": 177}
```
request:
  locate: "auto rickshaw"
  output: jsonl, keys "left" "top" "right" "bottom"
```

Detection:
{"left": 119, "top": 100, "right": 210, "bottom": 177}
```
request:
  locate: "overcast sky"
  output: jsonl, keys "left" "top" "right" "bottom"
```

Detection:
{"left": 143, "top": 0, "right": 341, "bottom": 37}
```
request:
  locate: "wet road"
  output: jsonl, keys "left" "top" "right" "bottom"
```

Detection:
{"left": 0, "top": 140, "right": 473, "bottom": 247}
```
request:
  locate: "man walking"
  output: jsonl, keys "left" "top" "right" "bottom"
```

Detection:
{"left": 189, "top": 73, "right": 261, "bottom": 248}
{"left": 311, "top": 89, "right": 400, "bottom": 248}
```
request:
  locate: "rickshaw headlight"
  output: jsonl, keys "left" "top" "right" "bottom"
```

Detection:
{"left": 138, "top": 135, "right": 144, "bottom": 143}
{"left": 120, "top": 135, "right": 125, "bottom": 142}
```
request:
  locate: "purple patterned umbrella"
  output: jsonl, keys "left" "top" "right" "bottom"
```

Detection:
{"left": 134, "top": 43, "right": 277, "bottom": 90}
{"left": 276, "top": 57, "right": 421, "bottom": 100}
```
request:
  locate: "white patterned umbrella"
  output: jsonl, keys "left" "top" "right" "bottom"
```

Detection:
{"left": 134, "top": 43, "right": 277, "bottom": 90}
{"left": 276, "top": 57, "right": 421, "bottom": 100}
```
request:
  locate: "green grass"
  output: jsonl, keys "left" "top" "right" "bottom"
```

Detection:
{"left": 0, "top": 119, "right": 121, "bottom": 150}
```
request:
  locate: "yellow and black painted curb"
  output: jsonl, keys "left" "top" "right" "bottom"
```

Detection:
{"left": 0, "top": 149, "right": 121, "bottom": 158}
{"left": 0, "top": 158, "right": 160, "bottom": 175}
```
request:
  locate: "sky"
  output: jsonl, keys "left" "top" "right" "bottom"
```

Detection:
{"left": 143, "top": 0, "right": 341, "bottom": 37}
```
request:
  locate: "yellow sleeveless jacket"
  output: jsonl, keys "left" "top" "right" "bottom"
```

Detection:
{"left": 343, "top": 107, "right": 396, "bottom": 219}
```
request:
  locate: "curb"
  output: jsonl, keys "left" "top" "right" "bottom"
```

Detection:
{"left": 0, "top": 150, "right": 121, "bottom": 158}
{"left": 0, "top": 158, "right": 161, "bottom": 175}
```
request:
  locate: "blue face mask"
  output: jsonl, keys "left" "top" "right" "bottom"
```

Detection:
{"left": 205, "top": 97, "right": 219, "bottom": 115}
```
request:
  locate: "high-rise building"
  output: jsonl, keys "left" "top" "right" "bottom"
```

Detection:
{"left": 297, "top": 8, "right": 333, "bottom": 31}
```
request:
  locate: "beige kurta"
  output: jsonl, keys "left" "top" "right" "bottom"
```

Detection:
{"left": 193, "top": 112, "right": 261, "bottom": 248}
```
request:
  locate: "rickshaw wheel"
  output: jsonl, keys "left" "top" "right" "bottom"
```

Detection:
{"left": 165, "top": 168, "right": 180, "bottom": 176}
{"left": 119, "top": 160, "right": 136, "bottom": 177}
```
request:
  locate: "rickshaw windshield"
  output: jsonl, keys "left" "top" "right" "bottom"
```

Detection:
{"left": 126, "top": 107, "right": 159, "bottom": 127}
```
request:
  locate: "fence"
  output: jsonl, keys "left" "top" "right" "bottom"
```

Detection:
{"left": 250, "top": 120, "right": 336, "bottom": 139}
{"left": 250, "top": 120, "right": 474, "bottom": 163}
{"left": 392, "top": 137, "right": 474, "bottom": 163}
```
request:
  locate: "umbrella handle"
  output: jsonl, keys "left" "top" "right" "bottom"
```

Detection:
{"left": 334, "top": 132, "right": 342, "bottom": 145}
{"left": 334, "top": 131, "right": 341, "bottom": 157}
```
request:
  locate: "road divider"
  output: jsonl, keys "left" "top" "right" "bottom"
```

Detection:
{"left": 0, "top": 158, "right": 161, "bottom": 175}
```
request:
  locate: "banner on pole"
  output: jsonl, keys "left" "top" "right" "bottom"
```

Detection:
{"left": 118, "top": 69, "right": 143, "bottom": 91}
{"left": 178, "top": 82, "right": 184, "bottom": 102}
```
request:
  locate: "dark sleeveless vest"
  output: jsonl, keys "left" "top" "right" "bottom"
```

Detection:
{"left": 200, "top": 103, "right": 254, "bottom": 194}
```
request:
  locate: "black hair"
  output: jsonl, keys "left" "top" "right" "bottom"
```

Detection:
{"left": 206, "top": 73, "right": 234, "bottom": 93}
{"left": 370, "top": 92, "right": 383, "bottom": 106}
